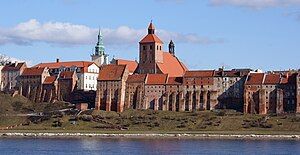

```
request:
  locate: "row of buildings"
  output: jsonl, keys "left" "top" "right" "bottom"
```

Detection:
{"left": 1, "top": 22, "right": 299, "bottom": 114}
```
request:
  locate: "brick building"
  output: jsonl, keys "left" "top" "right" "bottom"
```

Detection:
{"left": 35, "top": 60, "right": 99, "bottom": 91}
{"left": 244, "top": 72, "right": 300, "bottom": 114}
{"left": 1, "top": 62, "right": 27, "bottom": 92}
{"left": 95, "top": 64, "right": 129, "bottom": 112}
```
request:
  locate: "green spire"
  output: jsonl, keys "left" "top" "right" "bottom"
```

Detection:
{"left": 95, "top": 28, "right": 105, "bottom": 56}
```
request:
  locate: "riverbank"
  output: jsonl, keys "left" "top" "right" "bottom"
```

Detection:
{"left": 1, "top": 132, "right": 300, "bottom": 140}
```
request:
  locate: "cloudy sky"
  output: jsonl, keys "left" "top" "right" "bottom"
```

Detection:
{"left": 0, "top": 0, "right": 299, "bottom": 70}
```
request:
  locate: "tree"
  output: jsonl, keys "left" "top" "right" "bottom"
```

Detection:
{"left": 0, "top": 54, "right": 11, "bottom": 65}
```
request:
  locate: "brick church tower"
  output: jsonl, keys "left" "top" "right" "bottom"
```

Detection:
{"left": 138, "top": 22, "right": 164, "bottom": 74}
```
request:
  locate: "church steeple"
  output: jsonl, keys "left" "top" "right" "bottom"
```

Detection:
{"left": 92, "top": 28, "right": 109, "bottom": 66}
{"left": 95, "top": 28, "right": 105, "bottom": 56}
{"left": 148, "top": 21, "right": 155, "bottom": 34}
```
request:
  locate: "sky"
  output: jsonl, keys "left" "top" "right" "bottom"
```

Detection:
{"left": 0, "top": 0, "right": 300, "bottom": 71}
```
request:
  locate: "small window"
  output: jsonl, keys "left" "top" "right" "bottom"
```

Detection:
{"left": 143, "top": 46, "right": 146, "bottom": 50}
{"left": 150, "top": 45, "right": 153, "bottom": 50}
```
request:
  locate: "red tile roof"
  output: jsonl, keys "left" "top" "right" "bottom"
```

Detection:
{"left": 98, "top": 65, "right": 127, "bottom": 81}
{"left": 59, "top": 71, "right": 75, "bottom": 79}
{"left": 43, "top": 76, "right": 57, "bottom": 84}
{"left": 264, "top": 74, "right": 281, "bottom": 85}
{"left": 156, "top": 52, "right": 187, "bottom": 77}
{"left": 34, "top": 61, "right": 95, "bottom": 73}
{"left": 148, "top": 22, "right": 155, "bottom": 30}
{"left": 139, "top": 34, "right": 163, "bottom": 44}
{"left": 127, "top": 74, "right": 147, "bottom": 83}
{"left": 184, "top": 70, "right": 215, "bottom": 77}
{"left": 146, "top": 74, "right": 168, "bottom": 85}
{"left": 22, "top": 67, "right": 46, "bottom": 76}
{"left": 114, "top": 59, "right": 138, "bottom": 74}
{"left": 245, "top": 73, "right": 265, "bottom": 85}
{"left": 2, "top": 62, "right": 26, "bottom": 71}
{"left": 167, "top": 77, "right": 183, "bottom": 85}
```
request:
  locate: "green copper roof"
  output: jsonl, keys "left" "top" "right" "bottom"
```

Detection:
{"left": 95, "top": 29, "right": 105, "bottom": 56}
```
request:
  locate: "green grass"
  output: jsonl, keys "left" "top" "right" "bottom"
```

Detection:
{"left": 1, "top": 109, "right": 299, "bottom": 135}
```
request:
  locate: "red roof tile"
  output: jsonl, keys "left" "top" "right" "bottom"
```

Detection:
{"left": 148, "top": 22, "right": 155, "bottom": 30}
{"left": 167, "top": 77, "right": 183, "bottom": 85}
{"left": 184, "top": 70, "right": 215, "bottom": 77}
{"left": 245, "top": 73, "right": 265, "bottom": 85}
{"left": 59, "top": 71, "right": 75, "bottom": 79}
{"left": 127, "top": 74, "right": 147, "bottom": 83}
{"left": 114, "top": 59, "right": 138, "bottom": 74}
{"left": 43, "top": 76, "right": 57, "bottom": 84}
{"left": 34, "top": 61, "right": 95, "bottom": 73}
{"left": 139, "top": 34, "right": 163, "bottom": 44}
{"left": 2, "top": 62, "right": 26, "bottom": 71}
{"left": 22, "top": 67, "right": 46, "bottom": 76}
{"left": 98, "top": 65, "right": 127, "bottom": 81}
{"left": 264, "top": 74, "right": 281, "bottom": 85}
{"left": 146, "top": 74, "right": 168, "bottom": 85}
{"left": 156, "top": 52, "right": 187, "bottom": 77}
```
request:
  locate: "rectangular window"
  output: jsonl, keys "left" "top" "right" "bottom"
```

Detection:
{"left": 143, "top": 46, "right": 146, "bottom": 50}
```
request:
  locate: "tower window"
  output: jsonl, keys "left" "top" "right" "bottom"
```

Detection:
{"left": 160, "top": 46, "right": 161, "bottom": 50}
{"left": 143, "top": 46, "right": 146, "bottom": 50}
{"left": 150, "top": 45, "right": 153, "bottom": 50}
{"left": 157, "top": 45, "right": 159, "bottom": 50}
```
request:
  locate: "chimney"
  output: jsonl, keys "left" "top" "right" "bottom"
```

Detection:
{"left": 56, "top": 58, "right": 60, "bottom": 63}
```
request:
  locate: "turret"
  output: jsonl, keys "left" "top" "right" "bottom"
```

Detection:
{"left": 168, "top": 40, "right": 175, "bottom": 56}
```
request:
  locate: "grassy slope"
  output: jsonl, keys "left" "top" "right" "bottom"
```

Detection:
{"left": 9, "top": 109, "right": 300, "bottom": 134}
{"left": 1, "top": 93, "right": 300, "bottom": 134}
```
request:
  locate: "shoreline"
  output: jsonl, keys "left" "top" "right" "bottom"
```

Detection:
{"left": 1, "top": 132, "right": 300, "bottom": 140}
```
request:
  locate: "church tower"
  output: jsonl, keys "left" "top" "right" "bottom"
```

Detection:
{"left": 138, "top": 22, "right": 163, "bottom": 74}
{"left": 91, "top": 29, "right": 109, "bottom": 66}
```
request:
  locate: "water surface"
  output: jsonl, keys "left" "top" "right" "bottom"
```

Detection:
{"left": 0, "top": 138, "right": 299, "bottom": 155}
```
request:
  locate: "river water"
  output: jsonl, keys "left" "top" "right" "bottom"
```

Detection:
{"left": 0, "top": 138, "right": 299, "bottom": 155}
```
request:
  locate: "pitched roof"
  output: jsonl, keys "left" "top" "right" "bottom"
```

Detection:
{"left": 59, "top": 71, "right": 76, "bottom": 79}
{"left": 156, "top": 52, "right": 187, "bottom": 77}
{"left": 184, "top": 70, "right": 215, "bottom": 77}
{"left": 21, "top": 67, "right": 46, "bottom": 76}
{"left": 2, "top": 62, "right": 26, "bottom": 71}
{"left": 167, "top": 77, "right": 183, "bottom": 85}
{"left": 127, "top": 74, "right": 147, "bottom": 83}
{"left": 139, "top": 34, "right": 163, "bottom": 44}
{"left": 245, "top": 73, "right": 265, "bottom": 85}
{"left": 34, "top": 61, "right": 95, "bottom": 73}
{"left": 148, "top": 22, "right": 155, "bottom": 30}
{"left": 98, "top": 65, "right": 127, "bottom": 81}
{"left": 146, "top": 74, "right": 168, "bottom": 85}
{"left": 114, "top": 59, "right": 138, "bottom": 74}
{"left": 43, "top": 76, "right": 57, "bottom": 84}
{"left": 264, "top": 74, "right": 281, "bottom": 85}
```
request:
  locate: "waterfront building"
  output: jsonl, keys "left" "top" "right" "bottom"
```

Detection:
{"left": 34, "top": 60, "right": 99, "bottom": 91}
{"left": 1, "top": 62, "right": 27, "bottom": 92}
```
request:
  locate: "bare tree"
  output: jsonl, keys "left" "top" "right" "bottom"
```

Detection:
{"left": 0, "top": 54, "right": 11, "bottom": 65}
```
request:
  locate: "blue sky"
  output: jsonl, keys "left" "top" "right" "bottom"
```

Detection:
{"left": 0, "top": 0, "right": 299, "bottom": 71}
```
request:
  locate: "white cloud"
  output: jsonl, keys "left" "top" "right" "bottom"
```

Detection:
{"left": 209, "top": 0, "right": 300, "bottom": 9}
{"left": 0, "top": 19, "right": 222, "bottom": 47}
